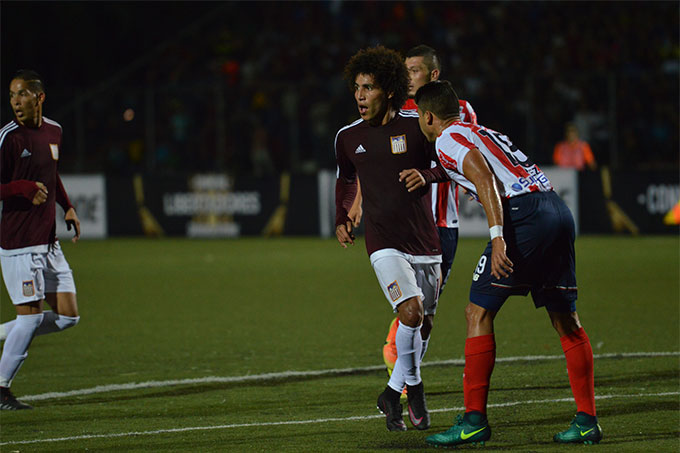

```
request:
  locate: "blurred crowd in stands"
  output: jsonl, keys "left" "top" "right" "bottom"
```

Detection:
{"left": 3, "top": 2, "right": 678, "bottom": 177}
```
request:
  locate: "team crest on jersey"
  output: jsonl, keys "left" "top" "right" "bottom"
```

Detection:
{"left": 390, "top": 135, "right": 407, "bottom": 154}
{"left": 49, "top": 144, "right": 59, "bottom": 160}
{"left": 22, "top": 280, "right": 35, "bottom": 297}
{"left": 387, "top": 281, "right": 402, "bottom": 301}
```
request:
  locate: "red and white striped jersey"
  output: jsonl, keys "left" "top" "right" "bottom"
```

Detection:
{"left": 436, "top": 122, "right": 553, "bottom": 201}
{"left": 402, "top": 98, "right": 478, "bottom": 228}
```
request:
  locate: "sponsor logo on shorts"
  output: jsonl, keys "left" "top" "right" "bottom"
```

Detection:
{"left": 387, "top": 281, "right": 402, "bottom": 301}
{"left": 22, "top": 280, "right": 35, "bottom": 297}
{"left": 390, "top": 135, "right": 407, "bottom": 154}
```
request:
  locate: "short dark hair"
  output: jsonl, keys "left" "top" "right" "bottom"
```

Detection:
{"left": 13, "top": 69, "right": 45, "bottom": 94}
{"left": 405, "top": 45, "right": 441, "bottom": 74}
{"left": 343, "top": 46, "right": 409, "bottom": 111}
{"left": 415, "top": 80, "right": 460, "bottom": 120}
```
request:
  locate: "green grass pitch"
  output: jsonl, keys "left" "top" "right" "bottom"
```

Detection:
{"left": 0, "top": 236, "right": 678, "bottom": 452}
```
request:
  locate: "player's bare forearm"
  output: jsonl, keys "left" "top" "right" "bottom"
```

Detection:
{"left": 462, "top": 148, "right": 513, "bottom": 278}
{"left": 462, "top": 149, "right": 504, "bottom": 228}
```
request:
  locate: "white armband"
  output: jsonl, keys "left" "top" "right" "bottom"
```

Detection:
{"left": 489, "top": 225, "right": 503, "bottom": 240}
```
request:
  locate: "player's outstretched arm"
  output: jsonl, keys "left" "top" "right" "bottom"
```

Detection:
{"left": 462, "top": 148, "right": 513, "bottom": 279}
{"left": 399, "top": 162, "right": 450, "bottom": 192}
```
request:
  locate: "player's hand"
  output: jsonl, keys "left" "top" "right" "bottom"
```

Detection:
{"left": 336, "top": 222, "right": 355, "bottom": 248}
{"left": 32, "top": 181, "right": 48, "bottom": 205}
{"left": 398, "top": 169, "right": 426, "bottom": 192}
{"left": 490, "top": 237, "right": 513, "bottom": 279}
{"left": 348, "top": 201, "right": 362, "bottom": 227}
{"left": 64, "top": 207, "right": 81, "bottom": 243}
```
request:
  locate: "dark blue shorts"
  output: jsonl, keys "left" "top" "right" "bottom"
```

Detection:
{"left": 437, "top": 226, "right": 459, "bottom": 295}
{"left": 470, "top": 191, "right": 577, "bottom": 313}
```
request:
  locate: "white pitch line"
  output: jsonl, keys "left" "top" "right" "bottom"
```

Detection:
{"left": 1, "top": 391, "right": 677, "bottom": 447}
{"left": 21, "top": 350, "right": 679, "bottom": 402}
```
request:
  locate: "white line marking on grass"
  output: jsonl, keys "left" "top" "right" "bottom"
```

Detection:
{"left": 21, "top": 350, "right": 679, "bottom": 402}
{"left": 2, "top": 391, "right": 678, "bottom": 447}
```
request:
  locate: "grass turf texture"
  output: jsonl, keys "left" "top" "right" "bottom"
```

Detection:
{"left": 0, "top": 236, "right": 677, "bottom": 452}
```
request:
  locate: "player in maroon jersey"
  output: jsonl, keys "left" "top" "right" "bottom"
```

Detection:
{"left": 335, "top": 46, "right": 448, "bottom": 432}
{"left": 0, "top": 70, "right": 81, "bottom": 410}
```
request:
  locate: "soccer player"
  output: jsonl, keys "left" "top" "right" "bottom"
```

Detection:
{"left": 0, "top": 70, "right": 81, "bottom": 410}
{"left": 382, "top": 45, "right": 478, "bottom": 379}
{"left": 399, "top": 80, "right": 601, "bottom": 447}
{"left": 335, "top": 46, "right": 448, "bottom": 432}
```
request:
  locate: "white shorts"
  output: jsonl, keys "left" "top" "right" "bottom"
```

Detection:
{"left": 0, "top": 242, "right": 76, "bottom": 305}
{"left": 370, "top": 248, "right": 441, "bottom": 315}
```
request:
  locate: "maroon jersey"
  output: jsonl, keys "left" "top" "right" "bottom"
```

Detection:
{"left": 0, "top": 118, "right": 71, "bottom": 253}
{"left": 335, "top": 111, "right": 444, "bottom": 257}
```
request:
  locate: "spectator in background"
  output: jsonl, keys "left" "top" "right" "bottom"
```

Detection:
{"left": 553, "top": 123, "right": 597, "bottom": 171}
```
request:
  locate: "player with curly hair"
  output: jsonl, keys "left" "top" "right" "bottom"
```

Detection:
{"left": 334, "top": 46, "right": 448, "bottom": 432}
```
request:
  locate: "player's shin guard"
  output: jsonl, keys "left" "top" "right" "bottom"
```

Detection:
{"left": 560, "top": 327, "right": 596, "bottom": 416}
{"left": 463, "top": 334, "right": 496, "bottom": 414}
{"left": 388, "top": 323, "right": 423, "bottom": 392}
{"left": 0, "top": 313, "right": 43, "bottom": 387}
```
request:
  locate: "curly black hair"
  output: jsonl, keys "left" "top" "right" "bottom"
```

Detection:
{"left": 343, "top": 46, "right": 409, "bottom": 112}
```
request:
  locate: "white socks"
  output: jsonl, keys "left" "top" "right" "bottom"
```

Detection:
{"left": 387, "top": 322, "right": 423, "bottom": 393}
{"left": 0, "top": 311, "right": 79, "bottom": 341}
{"left": 0, "top": 313, "right": 43, "bottom": 388}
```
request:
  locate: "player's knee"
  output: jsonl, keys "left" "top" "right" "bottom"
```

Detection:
{"left": 397, "top": 298, "right": 423, "bottom": 328}
{"left": 465, "top": 303, "right": 489, "bottom": 326}
{"left": 549, "top": 311, "right": 580, "bottom": 336}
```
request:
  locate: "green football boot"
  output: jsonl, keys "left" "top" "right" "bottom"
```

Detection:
{"left": 425, "top": 413, "right": 491, "bottom": 447}
{"left": 554, "top": 412, "right": 603, "bottom": 445}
